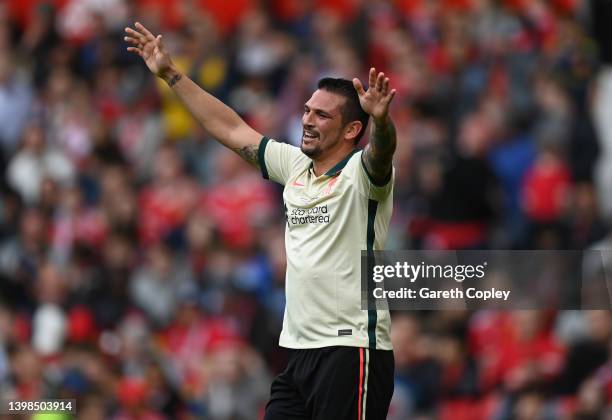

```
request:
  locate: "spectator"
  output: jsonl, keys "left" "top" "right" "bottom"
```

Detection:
{"left": 7, "top": 122, "right": 74, "bottom": 205}
{"left": 0, "top": 50, "right": 33, "bottom": 154}
{"left": 129, "top": 242, "right": 195, "bottom": 327}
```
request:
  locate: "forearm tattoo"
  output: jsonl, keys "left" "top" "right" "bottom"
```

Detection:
{"left": 365, "top": 118, "right": 396, "bottom": 182}
{"left": 166, "top": 73, "right": 182, "bottom": 87}
{"left": 232, "top": 144, "right": 260, "bottom": 168}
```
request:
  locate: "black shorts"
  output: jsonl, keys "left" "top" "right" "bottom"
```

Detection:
{"left": 264, "top": 346, "right": 394, "bottom": 420}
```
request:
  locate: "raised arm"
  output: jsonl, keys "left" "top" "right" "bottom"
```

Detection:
{"left": 124, "top": 22, "right": 262, "bottom": 167}
{"left": 353, "top": 68, "right": 397, "bottom": 184}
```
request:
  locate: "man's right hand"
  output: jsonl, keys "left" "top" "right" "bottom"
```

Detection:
{"left": 124, "top": 22, "right": 177, "bottom": 82}
{"left": 123, "top": 21, "right": 262, "bottom": 164}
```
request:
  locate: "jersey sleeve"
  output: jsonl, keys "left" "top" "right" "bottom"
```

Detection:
{"left": 346, "top": 151, "right": 394, "bottom": 202}
{"left": 257, "top": 137, "right": 306, "bottom": 186}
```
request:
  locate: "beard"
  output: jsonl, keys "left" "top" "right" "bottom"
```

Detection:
{"left": 299, "top": 127, "right": 343, "bottom": 159}
{"left": 300, "top": 128, "right": 322, "bottom": 158}
{"left": 300, "top": 140, "right": 321, "bottom": 158}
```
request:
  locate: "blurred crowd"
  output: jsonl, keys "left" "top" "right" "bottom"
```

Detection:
{"left": 0, "top": 0, "right": 611, "bottom": 418}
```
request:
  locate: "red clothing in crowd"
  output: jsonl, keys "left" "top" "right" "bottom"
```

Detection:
{"left": 469, "top": 311, "right": 565, "bottom": 391}
{"left": 138, "top": 179, "right": 199, "bottom": 244}
{"left": 200, "top": 173, "right": 276, "bottom": 249}
{"left": 522, "top": 154, "right": 571, "bottom": 222}
{"left": 136, "top": 0, "right": 253, "bottom": 33}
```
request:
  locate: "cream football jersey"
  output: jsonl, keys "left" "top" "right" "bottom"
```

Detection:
{"left": 258, "top": 137, "right": 393, "bottom": 350}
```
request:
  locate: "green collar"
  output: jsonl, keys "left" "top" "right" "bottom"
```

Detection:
{"left": 311, "top": 149, "right": 360, "bottom": 176}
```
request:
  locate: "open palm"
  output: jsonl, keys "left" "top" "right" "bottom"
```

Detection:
{"left": 124, "top": 22, "right": 173, "bottom": 78}
{"left": 353, "top": 68, "right": 396, "bottom": 122}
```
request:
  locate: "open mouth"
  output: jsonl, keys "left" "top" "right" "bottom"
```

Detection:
{"left": 303, "top": 130, "right": 319, "bottom": 140}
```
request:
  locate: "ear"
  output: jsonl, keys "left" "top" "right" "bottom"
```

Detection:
{"left": 344, "top": 121, "right": 363, "bottom": 142}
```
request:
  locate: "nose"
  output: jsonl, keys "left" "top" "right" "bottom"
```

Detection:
{"left": 302, "top": 109, "right": 314, "bottom": 127}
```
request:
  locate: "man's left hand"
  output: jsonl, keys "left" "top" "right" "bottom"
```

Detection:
{"left": 353, "top": 67, "right": 396, "bottom": 123}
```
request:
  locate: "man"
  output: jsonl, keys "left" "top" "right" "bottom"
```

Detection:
{"left": 125, "top": 21, "right": 397, "bottom": 419}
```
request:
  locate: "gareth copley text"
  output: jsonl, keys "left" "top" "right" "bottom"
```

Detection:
{"left": 373, "top": 287, "right": 511, "bottom": 301}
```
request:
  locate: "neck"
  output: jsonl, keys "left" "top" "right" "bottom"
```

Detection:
{"left": 311, "top": 145, "right": 355, "bottom": 176}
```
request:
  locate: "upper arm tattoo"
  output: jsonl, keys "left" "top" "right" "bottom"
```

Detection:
{"left": 231, "top": 144, "right": 260, "bottom": 168}
{"left": 363, "top": 117, "right": 396, "bottom": 184}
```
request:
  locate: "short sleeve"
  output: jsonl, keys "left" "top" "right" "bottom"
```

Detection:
{"left": 345, "top": 151, "right": 394, "bottom": 202}
{"left": 258, "top": 137, "right": 307, "bottom": 186}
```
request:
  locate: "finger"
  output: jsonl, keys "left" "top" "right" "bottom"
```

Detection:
{"left": 124, "top": 36, "right": 141, "bottom": 46}
{"left": 384, "top": 89, "right": 396, "bottom": 105}
{"left": 353, "top": 78, "right": 366, "bottom": 96}
{"left": 368, "top": 67, "right": 376, "bottom": 90}
{"left": 127, "top": 24, "right": 149, "bottom": 43}
{"left": 382, "top": 77, "right": 390, "bottom": 95}
{"left": 375, "top": 72, "right": 385, "bottom": 92}
{"left": 126, "top": 47, "right": 143, "bottom": 57}
{"left": 125, "top": 27, "right": 147, "bottom": 44}
{"left": 155, "top": 34, "right": 165, "bottom": 53}
{"left": 135, "top": 22, "right": 156, "bottom": 41}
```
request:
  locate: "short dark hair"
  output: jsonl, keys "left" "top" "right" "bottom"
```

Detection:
{"left": 317, "top": 77, "right": 369, "bottom": 144}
